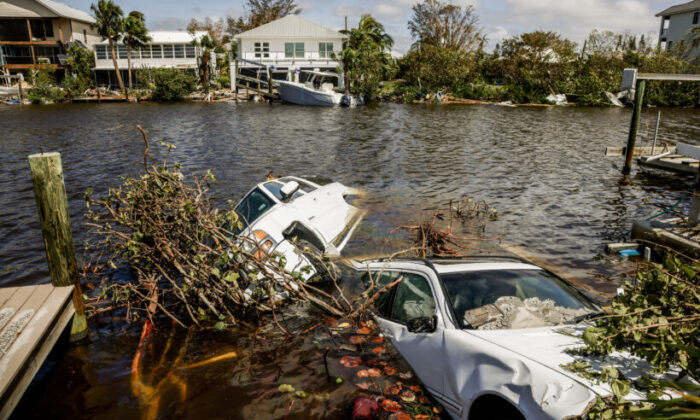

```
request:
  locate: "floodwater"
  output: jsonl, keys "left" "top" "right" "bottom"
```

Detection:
{"left": 1, "top": 102, "right": 699, "bottom": 418}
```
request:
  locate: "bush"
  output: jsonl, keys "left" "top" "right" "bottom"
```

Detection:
{"left": 27, "top": 65, "right": 65, "bottom": 104}
{"left": 139, "top": 68, "right": 197, "bottom": 101}
{"left": 216, "top": 76, "right": 230, "bottom": 88}
{"left": 62, "top": 43, "right": 95, "bottom": 97}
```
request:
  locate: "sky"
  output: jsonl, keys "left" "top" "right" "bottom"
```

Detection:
{"left": 65, "top": 0, "right": 683, "bottom": 53}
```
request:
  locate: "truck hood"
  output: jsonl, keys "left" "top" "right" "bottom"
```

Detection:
{"left": 464, "top": 326, "right": 659, "bottom": 399}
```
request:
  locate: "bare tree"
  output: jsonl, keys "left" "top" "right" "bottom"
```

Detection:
{"left": 408, "top": 0, "right": 485, "bottom": 51}
{"left": 226, "top": 0, "right": 300, "bottom": 37}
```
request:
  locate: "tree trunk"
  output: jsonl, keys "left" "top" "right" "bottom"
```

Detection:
{"left": 108, "top": 37, "right": 127, "bottom": 100}
{"left": 127, "top": 43, "right": 133, "bottom": 92}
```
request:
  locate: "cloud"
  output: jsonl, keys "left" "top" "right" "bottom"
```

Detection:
{"left": 150, "top": 17, "right": 190, "bottom": 31}
{"left": 504, "top": 0, "right": 658, "bottom": 43}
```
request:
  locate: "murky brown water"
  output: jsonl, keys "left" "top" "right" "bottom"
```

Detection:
{"left": 1, "top": 102, "right": 698, "bottom": 418}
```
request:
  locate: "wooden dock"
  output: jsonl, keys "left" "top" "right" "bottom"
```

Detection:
{"left": 0, "top": 284, "right": 75, "bottom": 419}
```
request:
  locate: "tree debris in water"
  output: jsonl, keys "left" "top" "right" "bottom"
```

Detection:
{"left": 392, "top": 198, "right": 502, "bottom": 258}
{"left": 83, "top": 127, "right": 369, "bottom": 329}
{"left": 469, "top": 296, "right": 592, "bottom": 330}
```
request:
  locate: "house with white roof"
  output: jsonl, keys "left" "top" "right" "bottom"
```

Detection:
{"left": 93, "top": 30, "right": 213, "bottom": 88}
{"left": 232, "top": 14, "right": 346, "bottom": 85}
{"left": 0, "top": 0, "right": 99, "bottom": 75}
{"left": 657, "top": 0, "right": 700, "bottom": 57}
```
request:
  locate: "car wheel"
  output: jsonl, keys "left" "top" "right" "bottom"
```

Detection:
{"left": 468, "top": 395, "right": 525, "bottom": 420}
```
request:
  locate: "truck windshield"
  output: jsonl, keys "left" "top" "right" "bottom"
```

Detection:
{"left": 235, "top": 188, "right": 274, "bottom": 231}
{"left": 441, "top": 269, "right": 597, "bottom": 329}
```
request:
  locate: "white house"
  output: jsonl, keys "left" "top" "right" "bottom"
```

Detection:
{"left": 232, "top": 14, "right": 346, "bottom": 85}
{"left": 0, "top": 0, "right": 100, "bottom": 75}
{"left": 656, "top": 0, "right": 700, "bottom": 57}
{"left": 93, "top": 30, "right": 211, "bottom": 88}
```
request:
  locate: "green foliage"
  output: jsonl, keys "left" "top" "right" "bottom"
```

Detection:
{"left": 27, "top": 65, "right": 65, "bottom": 104}
{"left": 498, "top": 31, "right": 577, "bottom": 104}
{"left": 62, "top": 44, "right": 95, "bottom": 96}
{"left": 562, "top": 251, "right": 700, "bottom": 418}
{"left": 217, "top": 76, "right": 231, "bottom": 88}
{"left": 402, "top": 44, "right": 480, "bottom": 93}
{"left": 337, "top": 15, "right": 394, "bottom": 99}
{"left": 138, "top": 68, "right": 197, "bottom": 101}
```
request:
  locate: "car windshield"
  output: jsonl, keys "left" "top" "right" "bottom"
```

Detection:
{"left": 234, "top": 188, "right": 274, "bottom": 231}
{"left": 441, "top": 269, "right": 598, "bottom": 330}
{"left": 264, "top": 178, "right": 317, "bottom": 202}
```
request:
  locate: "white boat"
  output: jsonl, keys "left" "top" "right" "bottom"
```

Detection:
{"left": 277, "top": 71, "right": 355, "bottom": 106}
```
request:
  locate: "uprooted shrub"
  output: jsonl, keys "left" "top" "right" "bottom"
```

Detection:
{"left": 85, "top": 127, "right": 359, "bottom": 329}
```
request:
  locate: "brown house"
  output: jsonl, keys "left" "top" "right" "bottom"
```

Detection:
{"left": 0, "top": 0, "right": 100, "bottom": 76}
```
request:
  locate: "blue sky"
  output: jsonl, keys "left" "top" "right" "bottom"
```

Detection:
{"left": 65, "top": 0, "right": 681, "bottom": 53}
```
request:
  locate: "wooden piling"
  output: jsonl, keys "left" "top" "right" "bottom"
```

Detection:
{"left": 28, "top": 152, "right": 87, "bottom": 342}
{"left": 622, "top": 78, "right": 646, "bottom": 175}
{"left": 256, "top": 72, "right": 261, "bottom": 102}
{"left": 268, "top": 67, "right": 273, "bottom": 96}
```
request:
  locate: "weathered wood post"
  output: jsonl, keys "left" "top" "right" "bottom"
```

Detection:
{"left": 234, "top": 58, "right": 239, "bottom": 101}
{"left": 268, "top": 67, "right": 273, "bottom": 97}
{"left": 28, "top": 152, "right": 88, "bottom": 342}
{"left": 622, "top": 78, "right": 646, "bottom": 175}
{"left": 17, "top": 74, "right": 23, "bottom": 104}
{"left": 256, "top": 71, "right": 262, "bottom": 102}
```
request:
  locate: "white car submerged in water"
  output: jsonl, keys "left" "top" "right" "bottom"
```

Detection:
{"left": 234, "top": 176, "right": 364, "bottom": 283}
{"left": 354, "top": 257, "right": 674, "bottom": 420}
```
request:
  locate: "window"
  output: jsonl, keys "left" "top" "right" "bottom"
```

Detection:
{"left": 0, "top": 19, "right": 29, "bottom": 41}
{"left": 185, "top": 44, "right": 196, "bottom": 58}
{"left": 319, "top": 42, "right": 333, "bottom": 58}
{"left": 83, "top": 29, "right": 87, "bottom": 43}
{"left": 254, "top": 42, "right": 269, "bottom": 58}
{"left": 141, "top": 45, "right": 151, "bottom": 59}
{"left": 95, "top": 45, "right": 107, "bottom": 60}
{"left": 130, "top": 47, "right": 140, "bottom": 59}
{"left": 30, "top": 19, "right": 53, "bottom": 39}
{"left": 441, "top": 269, "right": 596, "bottom": 329}
{"left": 391, "top": 274, "right": 436, "bottom": 324}
{"left": 174, "top": 44, "right": 185, "bottom": 58}
{"left": 234, "top": 188, "right": 275, "bottom": 231}
{"left": 151, "top": 44, "right": 162, "bottom": 59}
{"left": 694, "top": 12, "right": 699, "bottom": 25}
{"left": 118, "top": 44, "right": 127, "bottom": 59}
{"left": 285, "top": 42, "right": 304, "bottom": 58}
{"left": 363, "top": 271, "right": 402, "bottom": 317}
{"left": 163, "top": 44, "right": 173, "bottom": 58}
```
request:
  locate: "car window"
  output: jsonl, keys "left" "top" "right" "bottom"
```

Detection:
{"left": 234, "top": 188, "right": 274, "bottom": 230}
{"left": 362, "top": 271, "right": 401, "bottom": 318}
{"left": 441, "top": 269, "right": 597, "bottom": 329}
{"left": 263, "top": 181, "right": 285, "bottom": 200}
{"left": 277, "top": 177, "right": 318, "bottom": 193}
{"left": 391, "top": 273, "right": 436, "bottom": 324}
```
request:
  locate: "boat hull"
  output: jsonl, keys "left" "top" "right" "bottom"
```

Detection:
{"left": 277, "top": 82, "right": 342, "bottom": 106}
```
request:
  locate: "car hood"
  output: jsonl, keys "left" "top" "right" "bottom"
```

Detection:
{"left": 463, "top": 325, "right": 662, "bottom": 399}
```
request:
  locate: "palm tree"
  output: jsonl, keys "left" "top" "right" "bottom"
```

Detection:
{"left": 90, "top": 0, "right": 126, "bottom": 98}
{"left": 123, "top": 11, "right": 151, "bottom": 91}
{"left": 338, "top": 15, "right": 393, "bottom": 97}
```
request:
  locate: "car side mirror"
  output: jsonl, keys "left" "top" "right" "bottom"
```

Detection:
{"left": 407, "top": 316, "right": 437, "bottom": 334}
{"left": 280, "top": 181, "right": 300, "bottom": 201}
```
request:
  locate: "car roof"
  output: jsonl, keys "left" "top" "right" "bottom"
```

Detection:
{"left": 433, "top": 262, "right": 542, "bottom": 274}
{"left": 363, "top": 256, "right": 542, "bottom": 273}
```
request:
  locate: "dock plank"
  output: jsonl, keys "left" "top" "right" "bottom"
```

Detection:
{"left": 0, "top": 285, "right": 74, "bottom": 419}
{"left": 0, "top": 287, "right": 19, "bottom": 309}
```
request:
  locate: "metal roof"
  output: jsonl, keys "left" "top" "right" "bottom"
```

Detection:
{"left": 234, "top": 15, "right": 346, "bottom": 40}
{"left": 0, "top": 0, "right": 94, "bottom": 22}
{"left": 95, "top": 30, "right": 209, "bottom": 45}
{"left": 656, "top": 0, "right": 700, "bottom": 17}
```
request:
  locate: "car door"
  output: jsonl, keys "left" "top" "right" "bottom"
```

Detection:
{"left": 368, "top": 268, "right": 446, "bottom": 397}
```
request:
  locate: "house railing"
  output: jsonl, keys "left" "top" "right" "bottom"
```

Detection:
{"left": 239, "top": 51, "right": 338, "bottom": 66}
